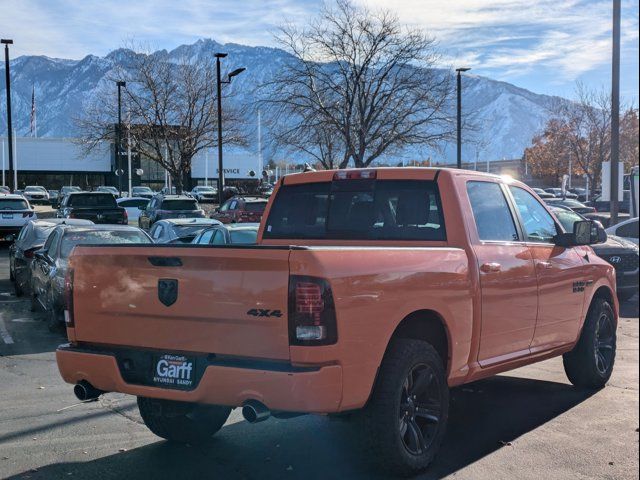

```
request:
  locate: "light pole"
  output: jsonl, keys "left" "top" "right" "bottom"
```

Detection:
{"left": 214, "top": 52, "right": 245, "bottom": 206}
{"left": 115, "top": 81, "right": 126, "bottom": 196}
{"left": 456, "top": 67, "right": 471, "bottom": 169}
{"left": 610, "top": 0, "right": 621, "bottom": 224}
{"left": 2, "top": 39, "right": 14, "bottom": 191}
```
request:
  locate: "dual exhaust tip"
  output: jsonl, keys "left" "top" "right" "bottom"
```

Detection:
{"left": 73, "top": 383, "right": 275, "bottom": 425}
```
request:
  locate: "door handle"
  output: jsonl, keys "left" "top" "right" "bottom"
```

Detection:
{"left": 480, "top": 262, "right": 502, "bottom": 273}
{"left": 537, "top": 261, "right": 553, "bottom": 269}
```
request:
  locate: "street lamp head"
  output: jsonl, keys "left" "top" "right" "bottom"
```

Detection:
{"left": 456, "top": 67, "right": 471, "bottom": 73}
{"left": 228, "top": 67, "right": 246, "bottom": 79}
{"left": 214, "top": 52, "right": 228, "bottom": 58}
{"left": 116, "top": 81, "right": 126, "bottom": 87}
{"left": 1, "top": 39, "right": 14, "bottom": 45}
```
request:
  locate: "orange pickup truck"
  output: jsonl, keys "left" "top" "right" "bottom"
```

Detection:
{"left": 56, "top": 168, "right": 617, "bottom": 475}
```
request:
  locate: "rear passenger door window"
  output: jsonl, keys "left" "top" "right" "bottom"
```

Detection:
{"left": 509, "top": 187, "right": 558, "bottom": 243}
{"left": 466, "top": 181, "right": 519, "bottom": 242}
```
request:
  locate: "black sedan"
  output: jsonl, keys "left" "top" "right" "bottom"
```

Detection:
{"left": 30, "top": 225, "right": 152, "bottom": 330}
{"left": 9, "top": 219, "right": 94, "bottom": 296}
{"left": 545, "top": 197, "right": 596, "bottom": 215}
{"left": 550, "top": 206, "right": 638, "bottom": 302}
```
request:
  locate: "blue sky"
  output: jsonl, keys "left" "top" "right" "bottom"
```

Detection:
{"left": 1, "top": 0, "right": 638, "bottom": 101}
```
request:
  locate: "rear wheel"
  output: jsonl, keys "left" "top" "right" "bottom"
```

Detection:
{"left": 137, "top": 397, "right": 231, "bottom": 443}
{"left": 359, "top": 338, "right": 449, "bottom": 476}
{"left": 563, "top": 297, "right": 616, "bottom": 389}
{"left": 14, "top": 276, "right": 24, "bottom": 297}
{"left": 47, "top": 307, "right": 65, "bottom": 332}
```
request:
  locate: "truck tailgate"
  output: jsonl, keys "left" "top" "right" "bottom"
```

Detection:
{"left": 70, "top": 245, "right": 292, "bottom": 360}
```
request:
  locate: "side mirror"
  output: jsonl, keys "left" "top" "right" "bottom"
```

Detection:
{"left": 554, "top": 220, "right": 600, "bottom": 247}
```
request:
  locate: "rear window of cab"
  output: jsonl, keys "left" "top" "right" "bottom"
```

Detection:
{"left": 263, "top": 180, "right": 445, "bottom": 241}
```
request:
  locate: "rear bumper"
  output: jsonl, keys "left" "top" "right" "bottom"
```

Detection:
{"left": 56, "top": 344, "right": 343, "bottom": 413}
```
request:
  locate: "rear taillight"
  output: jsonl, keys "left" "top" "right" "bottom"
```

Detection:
{"left": 64, "top": 268, "right": 75, "bottom": 328}
{"left": 24, "top": 247, "right": 39, "bottom": 259}
{"left": 22, "top": 211, "right": 34, "bottom": 218}
{"left": 288, "top": 276, "right": 337, "bottom": 345}
{"left": 122, "top": 209, "right": 128, "bottom": 224}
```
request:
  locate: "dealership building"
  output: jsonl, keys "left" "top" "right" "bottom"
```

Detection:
{"left": 0, "top": 136, "right": 261, "bottom": 191}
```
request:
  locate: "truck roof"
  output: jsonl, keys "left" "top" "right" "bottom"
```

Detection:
{"left": 280, "top": 167, "right": 504, "bottom": 185}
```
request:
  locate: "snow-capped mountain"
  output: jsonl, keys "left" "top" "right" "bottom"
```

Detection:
{"left": 0, "top": 38, "right": 560, "bottom": 164}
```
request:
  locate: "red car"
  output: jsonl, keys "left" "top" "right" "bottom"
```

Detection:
{"left": 210, "top": 196, "right": 268, "bottom": 223}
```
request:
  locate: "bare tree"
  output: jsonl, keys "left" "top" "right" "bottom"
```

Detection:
{"left": 77, "top": 47, "right": 246, "bottom": 193}
{"left": 261, "top": 0, "right": 454, "bottom": 169}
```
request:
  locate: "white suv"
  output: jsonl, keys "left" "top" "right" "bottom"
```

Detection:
{"left": 0, "top": 194, "right": 37, "bottom": 241}
{"left": 23, "top": 186, "right": 50, "bottom": 205}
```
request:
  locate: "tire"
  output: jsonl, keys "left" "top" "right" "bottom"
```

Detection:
{"left": 14, "top": 278, "right": 24, "bottom": 297}
{"left": 617, "top": 289, "right": 637, "bottom": 303}
{"left": 359, "top": 338, "right": 449, "bottom": 476}
{"left": 563, "top": 297, "right": 616, "bottom": 389}
{"left": 137, "top": 397, "right": 231, "bottom": 443}
{"left": 30, "top": 292, "right": 39, "bottom": 312}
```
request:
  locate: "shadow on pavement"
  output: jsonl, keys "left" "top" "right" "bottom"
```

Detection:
{"left": 5, "top": 376, "right": 596, "bottom": 480}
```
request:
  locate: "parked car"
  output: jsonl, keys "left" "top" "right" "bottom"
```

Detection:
{"left": 138, "top": 194, "right": 204, "bottom": 230}
{"left": 550, "top": 205, "right": 638, "bottom": 302}
{"left": 191, "top": 223, "right": 259, "bottom": 245}
{"left": 96, "top": 186, "right": 120, "bottom": 197}
{"left": 57, "top": 168, "right": 616, "bottom": 475}
{"left": 0, "top": 186, "right": 10, "bottom": 194}
{"left": 569, "top": 187, "right": 589, "bottom": 202}
{"left": 23, "top": 186, "right": 50, "bottom": 205}
{"left": 589, "top": 190, "right": 631, "bottom": 213}
{"left": 605, "top": 217, "right": 639, "bottom": 245}
{"left": 130, "top": 186, "right": 155, "bottom": 200}
{"left": 149, "top": 218, "right": 223, "bottom": 243}
{"left": 544, "top": 197, "right": 596, "bottom": 215}
{"left": 0, "top": 194, "right": 36, "bottom": 242}
{"left": 532, "top": 187, "right": 555, "bottom": 199}
{"left": 56, "top": 186, "right": 83, "bottom": 208}
{"left": 190, "top": 185, "right": 218, "bottom": 203}
{"left": 9, "top": 219, "right": 94, "bottom": 296}
{"left": 30, "top": 224, "right": 152, "bottom": 331}
{"left": 48, "top": 190, "right": 60, "bottom": 205}
{"left": 117, "top": 197, "right": 150, "bottom": 225}
{"left": 210, "top": 196, "right": 268, "bottom": 224}
{"left": 544, "top": 187, "right": 578, "bottom": 199}
{"left": 57, "top": 192, "right": 128, "bottom": 224}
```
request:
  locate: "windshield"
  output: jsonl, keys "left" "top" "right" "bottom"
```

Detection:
{"left": 229, "top": 229, "right": 258, "bottom": 244}
{"left": 0, "top": 199, "right": 29, "bottom": 210}
{"left": 25, "top": 186, "right": 46, "bottom": 192}
{"left": 133, "top": 187, "right": 153, "bottom": 193}
{"left": 264, "top": 180, "right": 446, "bottom": 241}
{"left": 196, "top": 187, "right": 216, "bottom": 192}
{"left": 62, "top": 187, "right": 82, "bottom": 193}
{"left": 67, "top": 194, "right": 117, "bottom": 208}
{"left": 161, "top": 199, "right": 198, "bottom": 210}
{"left": 60, "top": 230, "right": 151, "bottom": 258}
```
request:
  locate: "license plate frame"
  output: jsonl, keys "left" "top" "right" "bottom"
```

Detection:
{"left": 151, "top": 353, "right": 197, "bottom": 390}
{"left": 2, "top": 213, "right": 13, "bottom": 219}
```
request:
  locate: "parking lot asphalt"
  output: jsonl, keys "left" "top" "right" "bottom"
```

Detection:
{"left": 0, "top": 244, "right": 638, "bottom": 480}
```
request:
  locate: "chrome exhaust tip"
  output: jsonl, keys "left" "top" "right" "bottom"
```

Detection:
{"left": 241, "top": 399, "right": 271, "bottom": 423}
